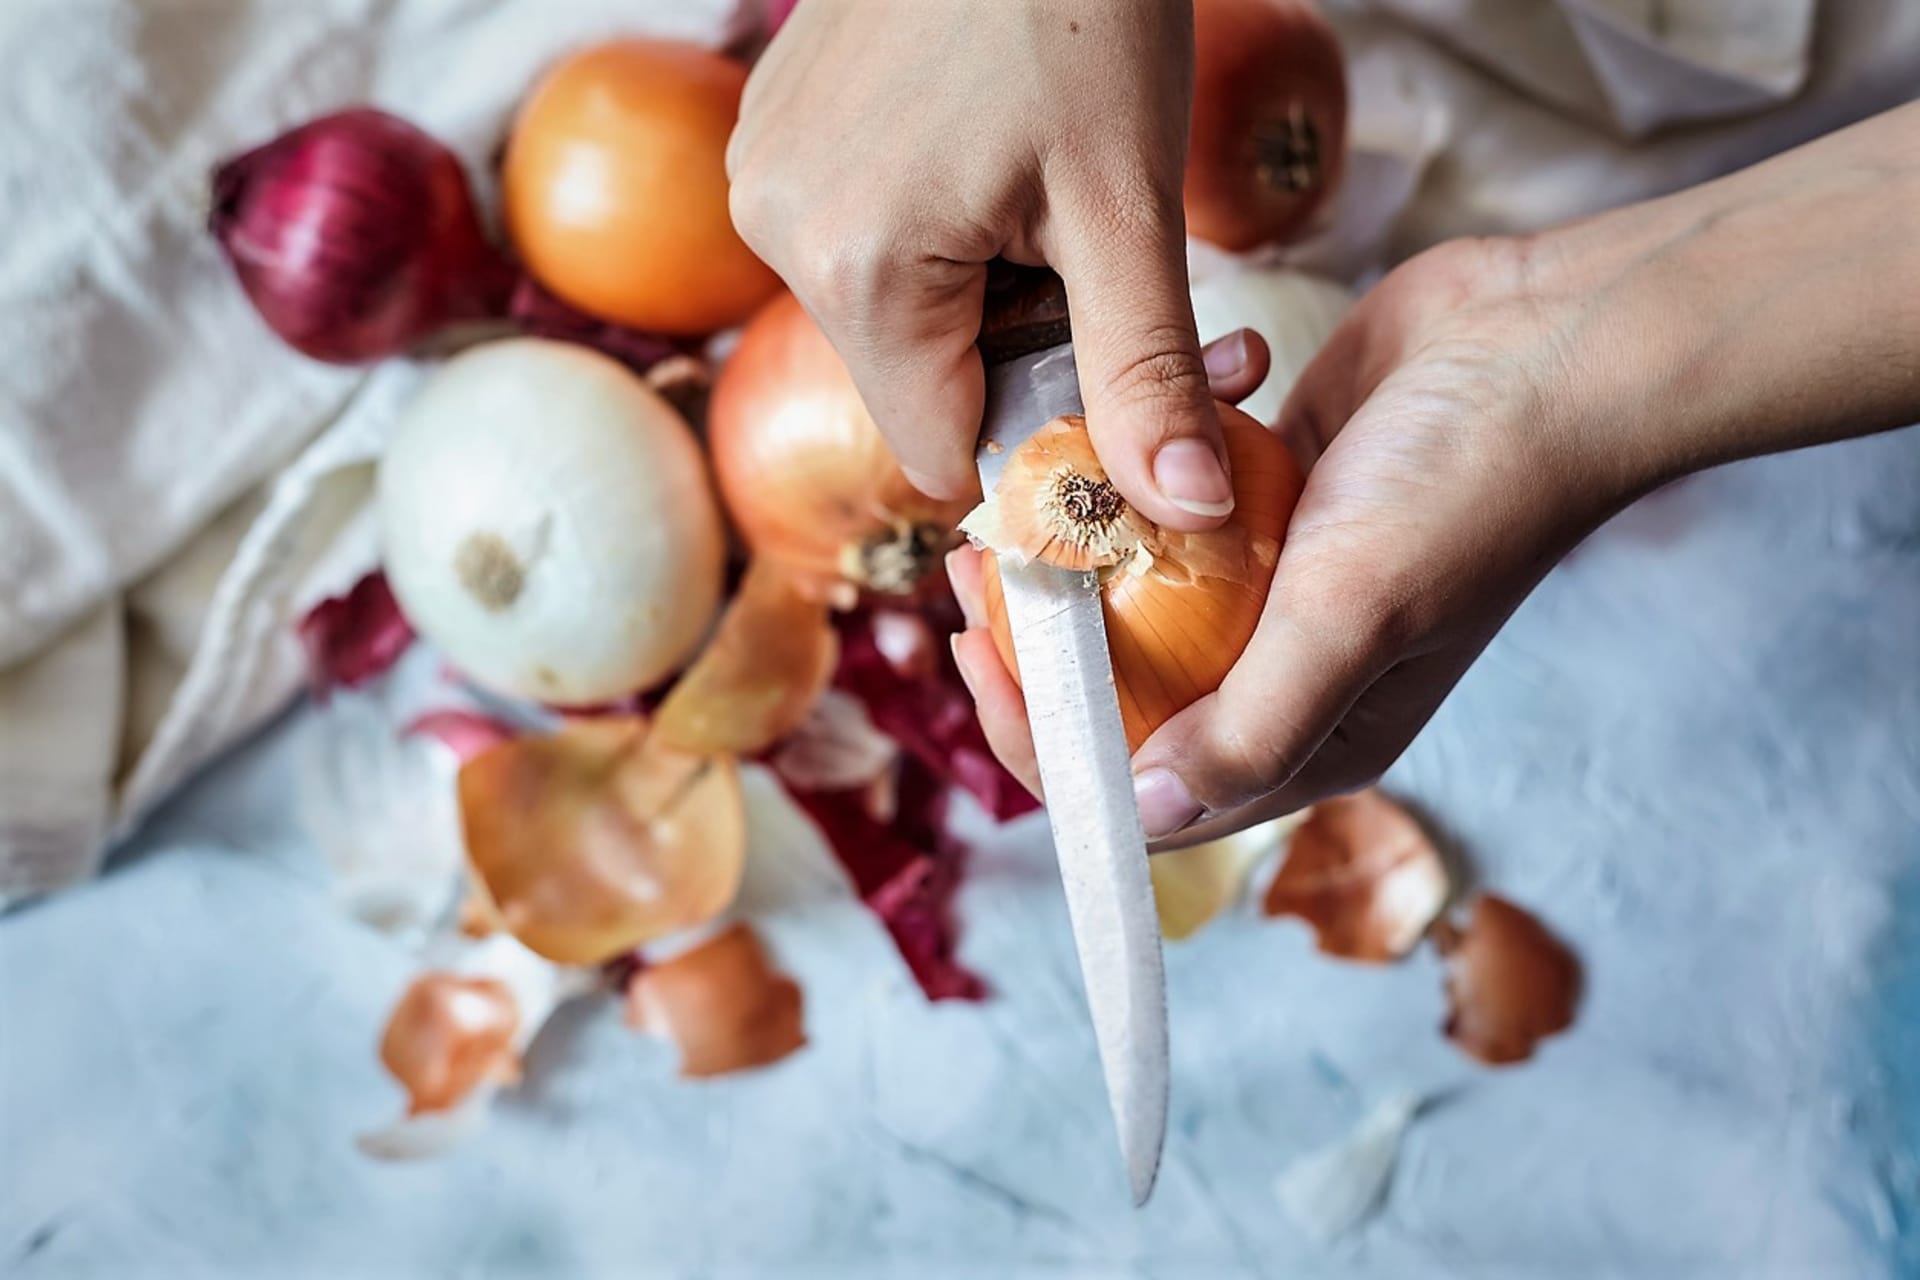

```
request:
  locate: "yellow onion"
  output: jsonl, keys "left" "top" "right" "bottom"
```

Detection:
{"left": 458, "top": 718, "right": 746, "bottom": 965}
{"left": 974, "top": 404, "right": 1303, "bottom": 750}
{"left": 708, "top": 291, "right": 972, "bottom": 596}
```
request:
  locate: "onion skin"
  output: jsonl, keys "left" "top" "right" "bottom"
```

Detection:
{"left": 459, "top": 719, "right": 748, "bottom": 966}
{"left": 709, "top": 291, "right": 972, "bottom": 596}
{"left": 982, "top": 403, "right": 1304, "bottom": 750}
{"left": 209, "top": 108, "right": 512, "bottom": 363}
{"left": 504, "top": 40, "right": 780, "bottom": 335}
{"left": 1185, "top": 0, "right": 1349, "bottom": 252}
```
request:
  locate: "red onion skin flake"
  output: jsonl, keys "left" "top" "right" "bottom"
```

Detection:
{"left": 297, "top": 571, "right": 415, "bottom": 698}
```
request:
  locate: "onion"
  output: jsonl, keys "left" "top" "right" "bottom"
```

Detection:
{"left": 971, "top": 406, "right": 1304, "bottom": 750}
{"left": 459, "top": 718, "right": 748, "bottom": 965}
{"left": 503, "top": 41, "right": 781, "bottom": 336}
{"left": 208, "top": 108, "right": 513, "bottom": 363}
{"left": 378, "top": 338, "right": 725, "bottom": 705}
{"left": 708, "top": 292, "right": 973, "bottom": 597}
{"left": 1186, "top": 0, "right": 1349, "bottom": 252}
{"left": 1188, "top": 260, "right": 1353, "bottom": 425}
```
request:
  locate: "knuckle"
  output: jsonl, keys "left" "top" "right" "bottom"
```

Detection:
{"left": 1101, "top": 333, "right": 1210, "bottom": 408}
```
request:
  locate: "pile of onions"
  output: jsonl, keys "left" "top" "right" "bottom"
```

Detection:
{"left": 970, "top": 405, "right": 1304, "bottom": 750}
{"left": 378, "top": 338, "right": 724, "bottom": 705}
{"left": 208, "top": 108, "right": 513, "bottom": 363}
{"left": 504, "top": 40, "right": 781, "bottom": 335}
{"left": 1186, "top": 0, "right": 1349, "bottom": 251}
{"left": 708, "top": 291, "right": 972, "bottom": 596}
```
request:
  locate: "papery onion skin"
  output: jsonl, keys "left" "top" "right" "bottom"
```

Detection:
{"left": 459, "top": 719, "right": 748, "bottom": 966}
{"left": 209, "top": 108, "right": 513, "bottom": 363}
{"left": 1439, "top": 894, "right": 1582, "bottom": 1066}
{"left": 1263, "top": 790, "right": 1448, "bottom": 962}
{"left": 654, "top": 557, "right": 839, "bottom": 755}
{"left": 1186, "top": 0, "right": 1349, "bottom": 251}
{"left": 709, "top": 292, "right": 973, "bottom": 596}
{"left": 504, "top": 40, "right": 780, "bottom": 335}
{"left": 378, "top": 338, "right": 725, "bottom": 705}
{"left": 378, "top": 974, "right": 521, "bottom": 1115}
{"left": 624, "top": 922, "right": 807, "bottom": 1077}
{"left": 981, "top": 403, "right": 1303, "bottom": 750}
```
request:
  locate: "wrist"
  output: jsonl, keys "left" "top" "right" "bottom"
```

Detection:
{"left": 1522, "top": 104, "right": 1920, "bottom": 496}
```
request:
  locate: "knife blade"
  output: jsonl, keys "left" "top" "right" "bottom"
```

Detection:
{"left": 976, "top": 269, "right": 1170, "bottom": 1206}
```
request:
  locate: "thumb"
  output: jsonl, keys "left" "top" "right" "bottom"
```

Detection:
{"left": 1129, "top": 569, "right": 1392, "bottom": 838}
{"left": 1053, "top": 213, "right": 1234, "bottom": 532}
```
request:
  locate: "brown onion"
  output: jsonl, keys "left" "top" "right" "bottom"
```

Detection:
{"left": 1186, "top": 0, "right": 1349, "bottom": 251}
{"left": 708, "top": 292, "right": 972, "bottom": 597}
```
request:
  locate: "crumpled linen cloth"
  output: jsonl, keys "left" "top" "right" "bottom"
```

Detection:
{"left": 0, "top": 0, "right": 1914, "bottom": 905}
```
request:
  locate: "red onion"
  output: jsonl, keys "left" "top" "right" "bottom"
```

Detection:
{"left": 209, "top": 108, "right": 513, "bottom": 363}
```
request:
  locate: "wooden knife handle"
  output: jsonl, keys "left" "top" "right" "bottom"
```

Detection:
{"left": 977, "top": 261, "right": 1071, "bottom": 365}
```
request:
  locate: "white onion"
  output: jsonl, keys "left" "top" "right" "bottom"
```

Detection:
{"left": 378, "top": 339, "right": 725, "bottom": 704}
{"left": 1188, "top": 253, "right": 1353, "bottom": 428}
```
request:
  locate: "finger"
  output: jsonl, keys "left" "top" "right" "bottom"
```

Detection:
{"left": 1201, "top": 328, "right": 1271, "bottom": 407}
{"left": 945, "top": 545, "right": 987, "bottom": 629}
{"left": 1271, "top": 287, "right": 1410, "bottom": 469}
{"left": 1128, "top": 568, "right": 1397, "bottom": 839}
{"left": 952, "top": 629, "right": 1041, "bottom": 799}
{"left": 1051, "top": 210, "right": 1234, "bottom": 532}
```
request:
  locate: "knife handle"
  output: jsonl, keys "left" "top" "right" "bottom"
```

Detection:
{"left": 978, "top": 261, "right": 1071, "bottom": 366}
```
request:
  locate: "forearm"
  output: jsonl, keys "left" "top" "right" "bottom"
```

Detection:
{"left": 1534, "top": 102, "right": 1920, "bottom": 492}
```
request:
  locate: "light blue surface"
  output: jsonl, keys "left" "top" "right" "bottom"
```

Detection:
{"left": 3, "top": 430, "right": 1918, "bottom": 1278}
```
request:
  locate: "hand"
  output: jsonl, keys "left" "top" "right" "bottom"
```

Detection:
{"left": 952, "top": 237, "right": 1630, "bottom": 840}
{"left": 948, "top": 100, "right": 1920, "bottom": 843}
{"left": 727, "top": 0, "right": 1239, "bottom": 532}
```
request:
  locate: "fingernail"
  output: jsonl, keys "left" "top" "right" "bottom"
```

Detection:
{"left": 951, "top": 635, "right": 980, "bottom": 698}
{"left": 1134, "top": 768, "right": 1204, "bottom": 839}
{"left": 945, "top": 547, "right": 985, "bottom": 628}
{"left": 1201, "top": 329, "right": 1250, "bottom": 381}
{"left": 1151, "top": 439, "right": 1235, "bottom": 518}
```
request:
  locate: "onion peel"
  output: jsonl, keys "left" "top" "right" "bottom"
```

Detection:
{"left": 377, "top": 973, "right": 521, "bottom": 1115}
{"left": 654, "top": 558, "right": 838, "bottom": 756}
{"left": 623, "top": 922, "right": 806, "bottom": 1077}
{"left": 1436, "top": 893, "right": 1581, "bottom": 1066}
{"left": 458, "top": 717, "right": 747, "bottom": 965}
{"left": 1261, "top": 789, "right": 1448, "bottom": 962}
{"left": 297, "top": 571, "right": 415, "bottom": 698}
{"left": 1152, "top": 812, "right": 1306, "bottom": 941}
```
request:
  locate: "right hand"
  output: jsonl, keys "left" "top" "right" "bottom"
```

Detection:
{"left": 727, "top": 0, "right": 1239, "bottom": 531}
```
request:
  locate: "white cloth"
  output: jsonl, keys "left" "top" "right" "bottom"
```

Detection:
{"left": 0, "top": 0, "right": 1915, "bottom": 903}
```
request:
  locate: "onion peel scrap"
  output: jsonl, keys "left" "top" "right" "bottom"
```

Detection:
{"left": 1435, "top": 893, "right": 1581, "bottom": 1066}
{"left": 787, "top": 756, "right": 986, "bottom": 1001}
{"left": 378, "top": 973, "right": 521, "bottom": 1115}
{"left": 1262, "top": 789, "right": 1448, "bottom": 962}
{"left": 654, "top": 557, "right": 838, "bottom": 756}
{"left": 1152, "top": 812, "right": 1306, "bottom": 941}
{"left": 297, "top": 571, "right": 415, "bottom": 698}
{"left": 458, "top": 717, "right": 747, "bottom": 965}
{"left": 403, "top": 709, "right": 517, "bottom": 764}
{"left": 623, "top": 922, "right": 806, "bottom": 1077}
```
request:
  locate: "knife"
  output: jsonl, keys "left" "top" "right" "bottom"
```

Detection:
{"left": 976, "top": 264, "right": 1170, "bottom": 1206}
